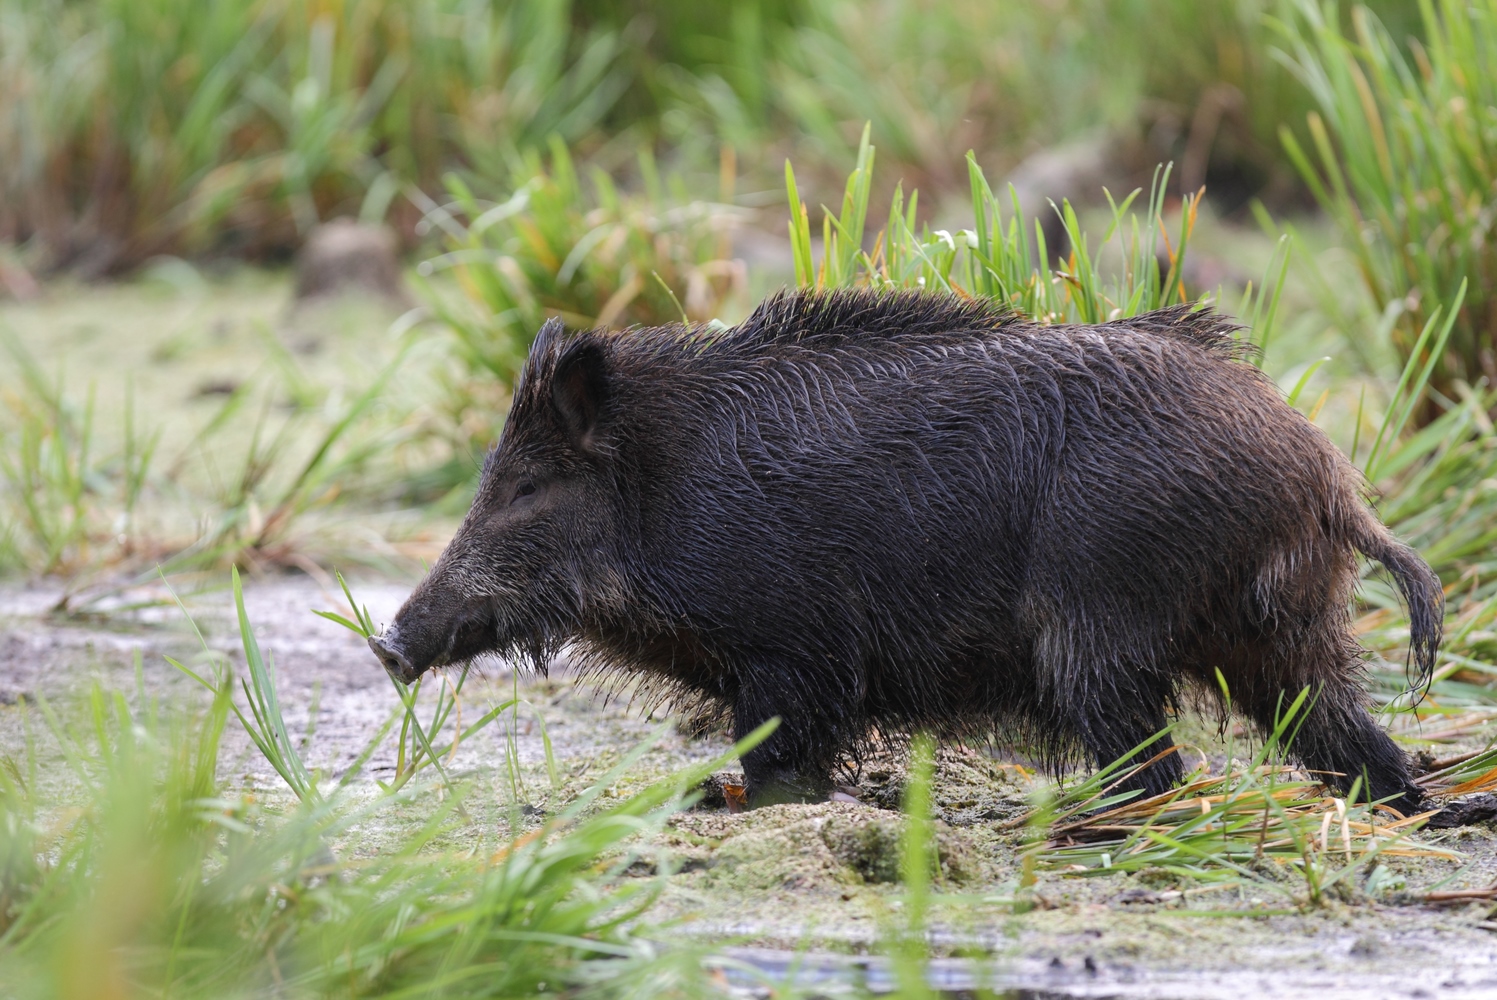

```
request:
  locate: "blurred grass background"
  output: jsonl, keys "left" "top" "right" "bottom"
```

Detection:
{"left": 0, "top": 0, "right": 1428, "bottom": 272}
{"left": 4, "top": 0, "right": 1496, "bottom": 632}
{"left": 4, "top": 0, "right": 1495, "bottom": 644}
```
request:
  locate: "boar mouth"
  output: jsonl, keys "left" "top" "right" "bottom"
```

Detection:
{"left": 368, "top": 600, "right": 499, "bottom": 684}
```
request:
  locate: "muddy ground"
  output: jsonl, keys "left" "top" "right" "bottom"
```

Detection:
{"left": 4, "top": 573, "right": 1497, "bottom": 999}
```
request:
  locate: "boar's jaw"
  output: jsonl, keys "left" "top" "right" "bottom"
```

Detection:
{"left": 368, "top": 598, "right": 499, "bottom": 684}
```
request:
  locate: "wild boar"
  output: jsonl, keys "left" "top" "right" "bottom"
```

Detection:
{"left": 369, "top": 289, "right": 1442, "bottom": 812}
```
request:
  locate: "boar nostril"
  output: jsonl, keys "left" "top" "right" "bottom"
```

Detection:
{"left": 368, "top": 634, "right": 417, "bottom": 683}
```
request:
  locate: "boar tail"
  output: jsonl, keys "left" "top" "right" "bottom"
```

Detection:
{"left": 1354, "top": 518, "right": 1444, "bottom": 697}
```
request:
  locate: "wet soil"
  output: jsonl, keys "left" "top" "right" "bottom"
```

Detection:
{"left": 4, "top": 573, "right": 1497, "bottom": 999}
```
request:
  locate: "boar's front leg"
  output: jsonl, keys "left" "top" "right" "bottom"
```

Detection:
{"left": 731, "top": 669, "right": 852, "bottom": 807}
{"left": 1034, "top": 618, "right": 1184, "bottom": 801}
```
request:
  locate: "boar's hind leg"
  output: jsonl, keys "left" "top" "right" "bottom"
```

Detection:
{"left": 1034, "top": 621, "right": 1183, "bottom": 801}
{"left": 732, "top": 671, "right": 850, "bottom": 808}
{"left": 1233, "top": 629, "right": 1423, "bottom": 816}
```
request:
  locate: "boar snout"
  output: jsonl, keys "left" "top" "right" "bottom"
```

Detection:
{"left": 368, "top": 630, "right": 420, "bottom": 684}
{"left": 367, "top": 584, "right": 501, "bottom": 684}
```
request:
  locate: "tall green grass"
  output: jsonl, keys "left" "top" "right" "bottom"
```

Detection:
{"left": 784, "top": 128, "right": 1289, "bottom": 337}
{"left": 418, "top": 142, "right": 747, "bottom": 473}
{"left": 1275, "top": 0, "right": 1497, "bottom": 402}
{"left": 0, "top": 0, "right": 1437, "bottom": 279}
{"left": 890, "top": 733, "right": 939, "bottom": 999}
{"left": 0, "top": 0, "right": 629, "bottom": 271}
{"left": 425, "top": 141, "right": 746, "bottom": 383}
{"left": 666, "top": 0, "right": 1424, "bottom": 205}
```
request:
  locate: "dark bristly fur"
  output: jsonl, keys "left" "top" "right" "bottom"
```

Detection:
{"left": 370, "top": 289, "right": 1443, "bottom": 813}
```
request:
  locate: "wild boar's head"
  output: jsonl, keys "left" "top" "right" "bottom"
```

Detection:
{"left": 368, "top": 319, "right": 622, "bottom": 683}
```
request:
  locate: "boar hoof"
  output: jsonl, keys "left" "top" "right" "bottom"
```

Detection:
{"left": 1425, "top": 793, "right": 1497, "bottom": 829}
{"left": 746, "top": 776, "right": 834, "bottom": 809}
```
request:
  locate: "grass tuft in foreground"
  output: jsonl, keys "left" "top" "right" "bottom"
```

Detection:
{"left": 0, "top": 572, "right": 772, "bottom": 998}
{"left": 1021, "top": 686, "right": 1455, "bottom": 909}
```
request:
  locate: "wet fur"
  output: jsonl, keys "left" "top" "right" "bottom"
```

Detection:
{"left": 389, "top": 289, "right": 1443, "bottom": 811}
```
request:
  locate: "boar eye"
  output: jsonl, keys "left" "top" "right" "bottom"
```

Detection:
{"left": 510, "top": 479, "right": 537, "bottom": 505}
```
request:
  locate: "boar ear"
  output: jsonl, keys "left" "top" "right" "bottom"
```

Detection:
{"left": 531, "top": 317, "right": 565, "bottom": 354}
{"left": 552, "top": 339, "right": 609, "bottom": 453}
